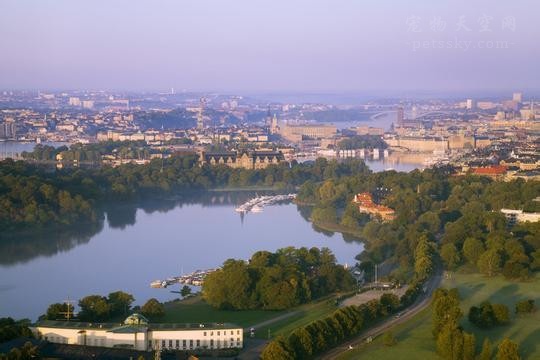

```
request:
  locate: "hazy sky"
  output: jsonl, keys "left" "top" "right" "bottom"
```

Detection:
{"left": 0, "top": 0, "right": 538, "bottom": 93}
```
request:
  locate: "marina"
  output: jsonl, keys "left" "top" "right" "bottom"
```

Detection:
{"left": 234, "top": 193, "right": 296, "bottom": 213}
{"left": 150, "top": 268, "right": 219, "bottom": 289}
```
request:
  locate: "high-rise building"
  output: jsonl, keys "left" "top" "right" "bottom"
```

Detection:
{"left": 82, "top": 100, "right": 94, "bottom": 109}
{"left": 68, "top": 97, "right": 81, "bottom": 106}
{"left": 466, "top": 99, "right": 476, "bottom": 110}
{"left": 513, "top": 92, "right": 523, "bottom": 103}
{"left": 396, "top": 107, "right": 404, "bottom": 127}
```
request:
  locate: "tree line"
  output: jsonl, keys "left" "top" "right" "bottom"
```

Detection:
{"left": 43, "top": 291, "right": 165, "bottom": 323}
{"left": 202, "top": 247, "right": 354, "bottom": 311}
{"left": 297, "top": 167, "right": 540, "bottom": 283}
{"left": 261, "top": 289, "right": 413, "bottom": 359}
{"left": 0, "top": 155, "right": 369, "bottom": 234}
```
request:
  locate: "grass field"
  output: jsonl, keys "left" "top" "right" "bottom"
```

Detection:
{"left": 161, "top": 296, "right": 288, "bottom": 328}
{"left": 338, "top": 273, "right": 540, "bottom": 360}
{"left": 254, "top": 297, "right": 338, "bottom": 339}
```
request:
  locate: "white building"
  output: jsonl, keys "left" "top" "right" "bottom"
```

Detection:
{"left": 32, "top": 314, "right": 243, "bottom": 352}
{"left": 500, "top": 209, "right": 540, "bottom": 226}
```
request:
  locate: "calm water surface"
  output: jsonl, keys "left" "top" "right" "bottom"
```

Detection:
{"left": 0, "top": 197, "right": 363, "bottom": 320}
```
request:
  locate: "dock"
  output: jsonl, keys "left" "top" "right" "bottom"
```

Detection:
{"left": 234, "top": 193, "right": 296, "bottom": 214}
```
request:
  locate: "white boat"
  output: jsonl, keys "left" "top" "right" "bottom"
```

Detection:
{"left": 251, "top": 205, "right": 263, "bottom": 213}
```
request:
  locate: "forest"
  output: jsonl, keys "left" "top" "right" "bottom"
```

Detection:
{"left": 0, "top": 156, "right": 369, "bottom": 234}
{"left": 297, "top": 167, "right": 540, "bottom": 282}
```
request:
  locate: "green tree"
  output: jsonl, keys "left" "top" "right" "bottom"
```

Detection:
{"left": 496, "top": 338, "right": 521, "bottom": 360}
{"left": 78, "top": 295, "right": 111, "bottom": 321}
{"left": 463, "top": 237, "right": 485, "bottom": 265}
{"left": 440, "top": 243, "right": 461, "bottom": 270}
{"left": 478, "top": 338, "right": 493, "bottom": 360}
{"left": 107, "top": 291, "right": 134, "bottom": 316}
{"left": 492, "top": 303, "right": 510, "bottom": 325}
{"left": 515, "top": 299, "right": 535, "bottom": 314}
{"left": 180, "top": 285, "right": 192, "bottom": 298}
{"left": 462, "top": 332, "right": 476, "bottom": 360}
{"left": 477, "top": 249, "right": 502, "bottom": 277}
{"left": 436, "top": 323, "right": 464, "bottom": 360}
{"left": 432, "top": 288, "right": 462, "bottom": 337}
{"left": 45, "top": 303, "right": 74, "bottom": 320}
{"left": 261, "top": 336, "right": 295, "bottom": 360}
{"left": 141, "top": 298, "right": 165, "bottom": 319}
{"left": 287, "top": 327, "right": 313, "bottom": 359}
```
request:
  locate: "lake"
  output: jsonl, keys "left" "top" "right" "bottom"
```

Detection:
{"left": 0, "top": 194, "right": 363, "bottom": 320}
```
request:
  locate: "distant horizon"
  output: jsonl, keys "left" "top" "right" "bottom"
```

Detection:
{"left": 1, "top": 0, "right": 538, "bottom": 92}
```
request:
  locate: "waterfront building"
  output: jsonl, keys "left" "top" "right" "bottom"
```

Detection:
{"left": 384, "top": 136, "right": 449, "bottom": 152}
{"left": 0, "top": 119, "right": 16, "bottom": 139}
{"left": 279, "top": 123, "right": 337, "bottom": 142}
{"left": 32, "top": 314, "right": 243, "bottom": 352}
{"left": 199, "top": 150, "right": 285, "bottom": 170}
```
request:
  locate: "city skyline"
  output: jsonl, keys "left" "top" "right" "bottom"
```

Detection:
{"left": 1, "top": 0, "right": 539, "bottom": 93}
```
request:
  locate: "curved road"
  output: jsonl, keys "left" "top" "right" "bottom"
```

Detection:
{"left": 318, "top": 269, "right": 443, "bottom": 359}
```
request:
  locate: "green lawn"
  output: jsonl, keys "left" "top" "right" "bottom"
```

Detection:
{"left": 255, "top": 297, "right": 338, "bottom": 339}
{"left": 161, "top": 296, "right": 287, "bottom": 328}
{"left": 338, "top": 273, "right": 540, "bottom": 360}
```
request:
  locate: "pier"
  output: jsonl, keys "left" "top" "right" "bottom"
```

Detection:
{"left": 150, "top": 268, "right": 218, "bottom": 289}
{"left": 234, "top": 193, "right": 296, "bottom": 214}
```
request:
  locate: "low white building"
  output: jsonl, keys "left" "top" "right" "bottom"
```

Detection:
{"left": 32, "top": 314, "right": 243, "bottom": 352}
{"left": 500, "top": 209, "right": 540, "bottom": 226}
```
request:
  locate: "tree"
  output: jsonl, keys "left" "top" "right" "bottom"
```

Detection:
{"left": 478, "top": 338, "right": 493, "bottom": 360}
{"left": 469, "top": 302, "right": 509, "bottom": 328}
{"left": 107, "top": 291, "right": 134, "bottom": 316}
{"left": 432, "top": 288, "right": 462, "bottom": 337}
{"left": 496, "top": 338, "right": 521, "bottom": 360}
{"left": 515, "top": 299, "right": 535, "bottom": 314}
{"left": 261, "top": 336, "right": 295, "bottom": 360}
{"left": 141, "top": 298, "right": 165, "bottom": 319}
{"left": 440, "top": 243, "right": 461, "bottom": 270}
{"left": 462, "top": 237, "right": 485, "bottom": 265}
{"left": 45, "top": 303, "right": 75, "bottom": 320}
{"left": 477, "top": 249, "right": 502, "bottom": 277}
{"left": 78, "top": 295, "right": 111, "bottom": 321}
{"left": 492, "top": 303, "right": 510, "bottom": 325}
{"left": 380, "top": 293, "right": 400, "bottom": 315}
{"left": 436, "top": 323, "right": 464, "bottom": 360}
{"left": 180, "top": 285, "right": 192, "bottom": 298}
{"left": 462, "top": 332, "right": 476, "bottom": 360}
{"left": 288, "top": 327, "right": 313, "bottom": 359}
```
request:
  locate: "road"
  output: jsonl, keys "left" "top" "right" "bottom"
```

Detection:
{"left": 318, "top": 268, "right": 443, "bottom": 359}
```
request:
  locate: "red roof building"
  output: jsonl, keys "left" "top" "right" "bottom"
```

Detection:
{"left": 352, "top": 192, "right": 395, "bottom": 221}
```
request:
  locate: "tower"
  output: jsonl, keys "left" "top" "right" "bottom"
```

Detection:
{"left": 270, "top": 114, "right": 279, "bottom": 135}
{"left": 197, "top": 97, "right": 206, "bottom": 130}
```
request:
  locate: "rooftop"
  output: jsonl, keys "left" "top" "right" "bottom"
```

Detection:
{"left": 35, "top": 320, "right": 240, "bottom": 332}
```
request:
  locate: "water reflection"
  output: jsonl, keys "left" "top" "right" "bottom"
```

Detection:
{"left": 0, "top": 222, "right": 104, "bottom": 267}
{"left": 0, "top": 191, "right": 326, "bottom": 267}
